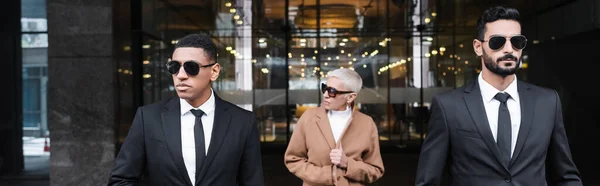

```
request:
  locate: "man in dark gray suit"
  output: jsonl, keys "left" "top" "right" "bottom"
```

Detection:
{"left": 108, "top": 34, "right": 264, "bottom": 186}
{"left": 415, "top": 6, "right": 582, "bottom": 186}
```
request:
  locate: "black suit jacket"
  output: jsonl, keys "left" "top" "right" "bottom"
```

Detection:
{"left": 415, "top": 79, "right": 582, "bottom": 186}
{"left": 108, "top": 94, "right": 264, "bottom": 186}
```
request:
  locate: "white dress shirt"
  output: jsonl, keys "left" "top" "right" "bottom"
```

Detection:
{"left": 328, "top": 106, "right": 352, "bottom": 143}
{"left": 180, "top": 90, "right": 216, "bottom": 185}
{"left": 478, "top": 73, "right": 521, "bottom": 157}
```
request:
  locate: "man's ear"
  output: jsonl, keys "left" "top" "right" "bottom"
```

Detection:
{"left": 473, "top": 39, "right": 483, "bottom": 57}
{"left": 210, "top": 63, "right": 221, "bottom": 81}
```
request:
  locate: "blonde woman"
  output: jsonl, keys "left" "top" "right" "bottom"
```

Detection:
{"left": 284, "top": 69, "right": 384, "bottom": 186}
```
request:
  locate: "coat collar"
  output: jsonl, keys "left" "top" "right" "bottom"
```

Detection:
{"left": 314, "top": 106, "right": 355, "bottom": 149}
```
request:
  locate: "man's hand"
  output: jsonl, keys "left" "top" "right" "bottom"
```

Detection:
{"left": 330, "top": 143, "right": 348, "bottom": 168}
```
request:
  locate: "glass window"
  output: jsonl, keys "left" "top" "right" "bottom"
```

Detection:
{"left": 131, "top": 0, "right": 530, "bottom": 148}
{"left": 21, "top": 0, "right": 47, "bottom": 20}
{"left": 21, "top": 18, "right": 47, "bottom": 32}
{"left": 21, "top": 0, "right": 49, "bottom": 175}
{"left": 23, "top": 78, "right": 41, "bottom": 128}
{"left": 22, "top": 34, "right": 48, "bottom": 48}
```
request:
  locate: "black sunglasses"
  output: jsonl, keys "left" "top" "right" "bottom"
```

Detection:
{"left": 321, "top": 83, "right": 353, "bottom": 98}
{"left": 480, "top": 35, "right": 527, "bottom": 50}
{"left": 166, "top": 60, "right": 216, "bottom": 76}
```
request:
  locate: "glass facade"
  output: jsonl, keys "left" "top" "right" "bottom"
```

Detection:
{"left": 21, "top": 0, "right": 50, "bottom": 174}
{"left": 116, "top": 0, "right": 530, "bottom": 147}
{"left": 22, "top": 0, "right": 48, "bottom": 138}
{"left": 5, "top": 0, "right": 598, "bottom": 182}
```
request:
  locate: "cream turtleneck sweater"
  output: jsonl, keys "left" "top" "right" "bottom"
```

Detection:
{"left": 327, "top": 106, "right": 352, "bottom": 142}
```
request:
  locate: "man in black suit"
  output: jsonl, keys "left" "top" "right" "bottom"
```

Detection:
{"left": 415, "top": 6, "right": 582, "bottom": 186}
{"left": 108, "top": 34, "right": 264, "bottom": 186}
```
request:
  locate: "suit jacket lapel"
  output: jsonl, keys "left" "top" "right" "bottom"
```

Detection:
{"left": 463, "top": 80, "right": 509, "bottom": 172}
{"left": 196, "top": 94, "right": 231, "bottom": 184}
{"left": 510, "top": 81, "right": 536, "bottom": 167}
{"left": 315, "top": 107, "right": 336, "bottom": 149}
{"left": 162, "top": 97, "right": 193, "bottom": 186}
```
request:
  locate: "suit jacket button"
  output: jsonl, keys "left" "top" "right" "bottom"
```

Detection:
{"left": 504, "top": 178, "right": 511, "bottom": 183}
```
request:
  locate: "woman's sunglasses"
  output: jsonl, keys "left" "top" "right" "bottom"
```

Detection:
{"left": 480, "top": 35, "right": 527, "bottom": 50}
{"left": 321, "top": 83, "right": 353, "bottom": 98}
{"left": 166, "top": 60, "right": 216, "bottom": 76}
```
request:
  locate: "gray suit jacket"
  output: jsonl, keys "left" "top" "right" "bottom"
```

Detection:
{"left": 415, "top": 79, "right": 582, "bottom": 186}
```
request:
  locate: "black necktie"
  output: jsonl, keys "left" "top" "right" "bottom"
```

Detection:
{"left": 494, "top": 92, "right": 511, "bottom": 166}
{"left": 190, "top": 109, "right": 206, "bottom": 181}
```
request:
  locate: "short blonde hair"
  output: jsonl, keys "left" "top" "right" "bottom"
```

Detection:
{"left": 327, "top": 69, "right": 363, "bottom": 93}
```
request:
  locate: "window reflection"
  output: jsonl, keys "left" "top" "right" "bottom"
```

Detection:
{"left": 22, "top": 34, "right": 48, "bottom": 48}
{"left": 122, "top": 0, "right": 530, "bottom": 147}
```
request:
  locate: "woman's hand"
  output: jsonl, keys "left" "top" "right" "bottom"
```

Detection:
{"left": 330, "top": 144, "right": 348, "bottom": 168}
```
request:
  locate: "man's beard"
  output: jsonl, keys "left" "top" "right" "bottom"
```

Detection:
{"left": 482, "top": 50, "right": 521, "bottom": 77}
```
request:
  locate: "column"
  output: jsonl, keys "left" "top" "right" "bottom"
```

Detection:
{"left": 235, "top": 0, "right": 253, "bottom": 111}
{"left": 412, "top": 0, "right": 431, "bottom": 88}
{"left": 0, "top": 0, "right": 23, "bottom": 175}
{"left": 47, "top": 0, "right": 116, "bottom": 185}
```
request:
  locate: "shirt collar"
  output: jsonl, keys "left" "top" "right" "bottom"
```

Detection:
{"left": 478, "top": 73, "right": 519, "bottom": 103}
{"left": 180, "top": 89, "right": 216, "bottom": 116}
